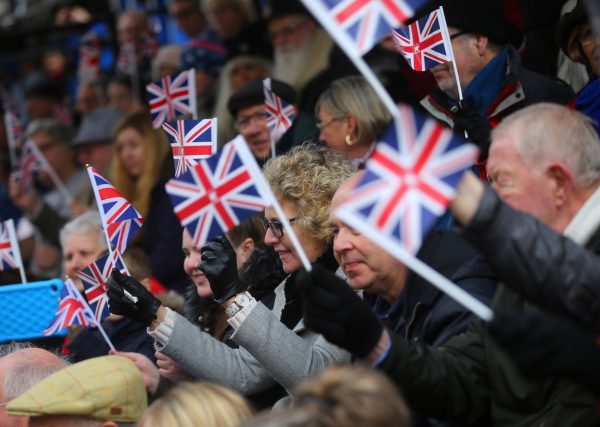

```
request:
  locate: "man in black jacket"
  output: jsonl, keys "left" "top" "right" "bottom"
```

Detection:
{"left": 300, "top": 104, "right": 600, "bottom": 426}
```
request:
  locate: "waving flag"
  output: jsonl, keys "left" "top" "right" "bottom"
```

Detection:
{"left": 393, "top": 7, "right": 452, "bottom": 71}
{"left": 12, "top": 139, "right": 47, "bottom": 192}
{"left": 43, "top": 279, "right": 97, "bottom": 336}
{"left": 162, "top": 119, "right": 217, "bottom": 177}
{"left": 317, "top": 0, "right": 423, "bottom": 55}
{"left": 79, "top": 251, "right": 129, "bottom": 321}
{"left": 146, "top": 69, "right": 197, "bottom": 128}
{"left": 336, "top": 104, "right": 478, "bottom": 253}
{"left": 0, "top": 219, "right": 21, "bottom": 271}
{"left": 166, "top": 136, "right": 274, "bottom": 248}
{"left": 263, "top": 78, "right": 296, "bottom": 144}
{"left": 87, "top": 166, "right": 143, "bottom": 253}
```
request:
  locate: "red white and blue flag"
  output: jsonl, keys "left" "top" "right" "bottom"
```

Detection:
{"left": 12, "top": 139, "right": 47, "bottom": 192}
{"left": 315, "top": 0, "right": 423, "bottom": 55}
{"left": 146, "top": 69, "right": 197, "bottom": 128}
{"left": 336, "top": 104, "right": 478, "bottom": 253}
{"left": 87, "top": 166, "right": 144, "bottom": 253}
{"left": 0, "top": 219, "right": 21, "bottom": 271}
{"left": 43, "top": 279, "right": 97, "bottom": 336}
{"left": 79, "top": 251, "right": 129, "bottom": 321}
{"left": 393, "top": 7, "right": 452, "bottom": 71}
{"left": 166, "top": 136, "right": 274, "bottom": 248}
{"left": 263, "top": 78, "right": 296, "bottom": 144}
{"left": 78, "top": 31, "right": 102, "bottom": 82}
{"left": 162, "top": 119, "right": 217, "bottom": 177}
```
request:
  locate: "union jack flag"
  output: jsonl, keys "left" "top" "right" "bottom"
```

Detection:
{"left": 393, "top": 7, "right": 452, "bottom": 71}
{"left": 336, "top": 104, "right": 478, "bottom": 253}
{"left": 78, "top": 31, "right": 101, "bottom": 82}
{"left": 0, "top": 219, "right": 21, "bottom": 271}
{"left": 264, "top": 78, "right": 296, "bottom": 144}
{"left": 146, "top": 69, "right": 197, "bottom": 128}
{"left": 166, "top": 136, "right": 274, "bottom": 248}
{"left": 43, "top": 279, "right": 97, "bottom": 336}
{"left": 317, "top": 0, "right": 423, "bottom": 55}
{"left": 162, "top": 119, "right": 217, "bottom": 177}
{"left": 87, "top": 166, "right": 144, "bottom": 253}
{"left": 13, "top": 139, "right": 47, "bottom": 192}
{"left": 79, "top": 251, "right": 129, "bottom": 321}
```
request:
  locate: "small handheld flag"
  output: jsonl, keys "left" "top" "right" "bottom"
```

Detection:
{"left": 263, "top": 77, "right": 296, "bottom": 158}
{"left": 146, "top": 69, "right": 197, "bottom": 128}
{"left": 162, "top": 119, "right": 217, "bottom": 177}
{"left": 43, "top": 279, "right": 97, "bottom": 336}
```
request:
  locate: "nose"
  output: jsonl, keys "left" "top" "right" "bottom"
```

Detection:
{"left": 263, "top": 227, "right": 279, "bottom": 246}
{"left": 333, "top": 227, "right": 353, "bottom": 254}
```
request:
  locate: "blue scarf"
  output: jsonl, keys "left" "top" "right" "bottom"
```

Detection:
{"left": 576, "top": 77, "right": 600, "bottom": 136}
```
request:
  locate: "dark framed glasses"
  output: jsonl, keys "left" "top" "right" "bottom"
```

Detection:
{"left": 260, "top": 217, "right": 297, "bottom": 238}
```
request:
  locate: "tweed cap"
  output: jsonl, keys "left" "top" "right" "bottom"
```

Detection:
{"left": 7, "top": 355, "right": 147, "bottom": 422}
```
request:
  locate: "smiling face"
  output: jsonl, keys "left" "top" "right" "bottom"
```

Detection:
{"left": 182, "top": 229, "right": 212, "bottom": 298}
{"left": 263, "top": 200, "right": 327, "bottom": 274}
{"left": 329, "top": 177, "right": 406, "bottom": 300}
{"left": 115, "top": 126, "right": 145, "bottom": 179}
{"left": 236, "top": 104, "right": 272, "bottom": 160}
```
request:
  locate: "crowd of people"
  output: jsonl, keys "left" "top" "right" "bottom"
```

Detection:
{"left": 1, "top": 0, "right": 600, "bottom": 425}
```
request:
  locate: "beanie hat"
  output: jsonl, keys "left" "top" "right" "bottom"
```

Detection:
{"left": 227, "top": 78, "right": 296, "bottom": 117}
{"left": 181, "top": 30, "right": 228, "bottom": 78}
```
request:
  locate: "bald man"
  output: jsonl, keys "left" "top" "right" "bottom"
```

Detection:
{"left": 0, "top": 343, "right": 66, "bottom": 427}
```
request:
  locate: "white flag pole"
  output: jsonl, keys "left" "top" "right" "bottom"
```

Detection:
{"left": 86, "top": 165, "right": 115, "bottom": 260}
{"left": 189, "top": 68, "right": 198, "bottom": 120}
{"left": 232, "top": 136, "right": 312, "bottom": 271}
{"left": 438, "top": 7, "right": 465, "bottom": 101}
{"left": 67, "top": 278, "right": 116, "bottom": 351}
{"left": 5, "top": 218, "right": 26, "bottom": 283}
{"left": 336, "top": 208, "right": 493, "bottom": 321}
{"left": 263, "top": 78, "right": 278, "bottom": 160}
{"left": 300, "top": 0, "right": 399, "bottom": 120}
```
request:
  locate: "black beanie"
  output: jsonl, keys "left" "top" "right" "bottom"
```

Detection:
{"left": 417, "top": 0, "right": 522, "bottom": 48}
{"left": 227, "top": 78, "right": 296, "bottom": 118}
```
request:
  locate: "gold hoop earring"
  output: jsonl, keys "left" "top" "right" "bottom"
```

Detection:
{"left": 345, "top": 134, "right": 357, "bottom": 146}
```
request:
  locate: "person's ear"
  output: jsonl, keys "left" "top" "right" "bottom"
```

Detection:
{"left": 345, "top": 113, "right": 358, "bottom": 136}
{"left": 472, "top": 34, "right": 489, "bottom": 57}
{"left": 236, "top": 237, "right": 255, "bottom": 266}
{"left": 546, "top": 163, "right": 573, "bottom": 208}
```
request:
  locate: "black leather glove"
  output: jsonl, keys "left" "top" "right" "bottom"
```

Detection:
{"left": 488, "top": 310, "right": 600, "bottom": 391}
{"left": 107, "top": 269, "right": 162, "bottom": 326}
{"left": 452, "top": 101, "right": 492, "bottom": 161}
{"left": 199, "top": 235, "right": 244, "bottom": 304}
{"left": 297, "top": 264, "right": 383, "bottom": 358}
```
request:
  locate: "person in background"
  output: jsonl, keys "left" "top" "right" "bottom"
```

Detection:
{"left": 137, "top": 381, "right": 254, "bottom": 427}
{"left": 226, "top": 78, "right": 315, "bottom": 166}
{"left": 151, "top": 44, "right": 183, "bottom": 80}
{"left": 169, "top": 0, "right": 208, "bottom": 40}
{"left": 107, "top": 75, "right": 144, "bottom": 116}
{"left": 110, "top": 111, "right": 188, "bottom": 292}
{"left": 315, "top": 76, "right": 391, "bottom": 168}
{"left": 74, "top": 79, "right": 106, "bottom": 118}
{"left": 214, "top": 55, "right": 272, "bottom": 143}
{"left": 23, "top": 79, "right": 65, "bottom": 122}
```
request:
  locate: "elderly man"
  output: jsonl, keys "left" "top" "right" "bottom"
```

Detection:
{"left": 419, "top": 0, "right": 574, "bottom": 171}
{"left": 0, "top": 343, "right": 66, "bottom": 427}
{"left": 226, "top": 78, "right": 315, "bottom": 166}
{"left": 300, "top": 104, "right": 600, "bottom": 426}
{"left": 268, "top": 0, "right": 354, "bottom": 113}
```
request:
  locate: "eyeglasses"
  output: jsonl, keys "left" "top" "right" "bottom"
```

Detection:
{"left": 316, "top": 116, "right": 344, "bottom": 129}
{"left": 449, "top": 30, "right": 468, "bottom": 40}
{"left": 235, "top": 111, "right": 270, "bottom": 130}
{"left": 260, "top": 217, "right": 297, "bottom": 238}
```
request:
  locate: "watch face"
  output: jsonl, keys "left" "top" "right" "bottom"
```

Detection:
{"left": 236, "top": 292, "right": 250, "bottom": 306}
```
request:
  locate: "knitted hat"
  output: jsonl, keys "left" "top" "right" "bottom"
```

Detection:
{"left": 73, "top": 106, "right": 122, "bottom": 146}
{"left": 181, "top": 30, "right": 228, "bottom": 77}
{"left": 419, "top": 0, "right": 522, "bottom": 47}
{"left": 7, "top": 355, "right": 147, "bottom": 422}
{"left": 227, "top": 78, "right": 296, "bottom": 117}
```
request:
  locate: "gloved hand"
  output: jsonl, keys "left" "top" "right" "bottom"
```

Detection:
{"left": 297, "top": 264, "right": 383, "bottom": 358}
{"left": 199, "top": 235, "right": 244, "bottom": 304}
{"left": 107, "top": 269, "right": 162, "bottom": 326}
{"left": 488, "top": 310, "right": 600, "bottom": 391}
{"left": 452, "top": 101, "right": 492, "bottom": 161}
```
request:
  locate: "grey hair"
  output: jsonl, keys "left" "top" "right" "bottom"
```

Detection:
{"left": 492, "top": 103, "right": 600, "bottom": 188}
{"left": 315, "top": 76, "right": 391, "bottom": 146}
{"left": 0, "top": 341, "right": 33, "bottom": 358}
{"left": 3, "top": 361, "right": 65, "bottom": 400}
{"left": 25, "top": 119, "right": 74, "bottom": 146}
{"left": 59, "top": 211, "right": 107, "bottom": 251}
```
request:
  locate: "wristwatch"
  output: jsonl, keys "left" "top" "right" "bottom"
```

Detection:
{"left": 225, "top": 291, "right": 253, "bottom": 318}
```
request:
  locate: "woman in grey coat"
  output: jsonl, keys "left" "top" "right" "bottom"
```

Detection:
{"left": 108, "top": 144, "right": 355, "bottom": 405}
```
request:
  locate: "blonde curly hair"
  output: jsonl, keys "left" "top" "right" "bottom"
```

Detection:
{"left": 263, "top": 144, "right": 355, "bottom": 242}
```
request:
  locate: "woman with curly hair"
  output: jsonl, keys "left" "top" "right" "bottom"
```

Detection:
{"left": 111, "top": 110, "right": 188, "bottom": 292}
{"left": 108, "top": 143, "right": 355, "bottom": 408}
